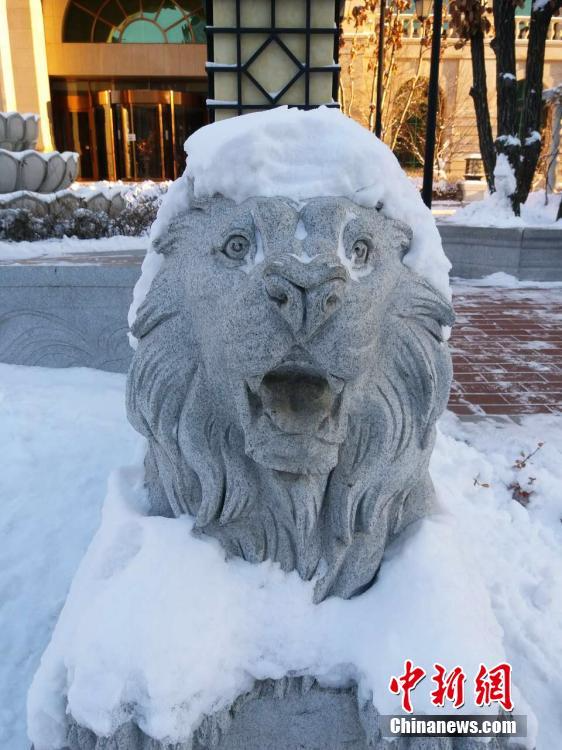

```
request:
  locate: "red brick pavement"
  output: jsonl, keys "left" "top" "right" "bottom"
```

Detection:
{"left": 448, "top": 285, "right": 562, "bottom": 416}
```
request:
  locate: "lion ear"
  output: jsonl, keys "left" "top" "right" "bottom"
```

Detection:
{"left": 130, "top": 277, "right": 179, "bottom": 340}
{"left": 152, "top": 211, "right": 192, "bottom": 256}
{"left": 393, "top": 272, "right": 455, "bottom": 332}
{"left": 386, "top": 218, "right": 413, "bottom": 258}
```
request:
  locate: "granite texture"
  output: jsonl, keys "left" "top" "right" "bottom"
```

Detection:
{"left": 0, "top": 149, "right": 79, "bottom": 194}
{"left": 0, "top": 259, "right": 142, "bottom": 372}
{"left": 0, "top": 111, "right": 39, "bottom": 151}
{"left": 62, "top": 677, "right": 522, "bottom": 750}
{"left": 438, "top": 224, "right": 562, "bottom": 281}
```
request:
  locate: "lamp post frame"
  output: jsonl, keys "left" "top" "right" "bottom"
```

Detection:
{"left": 420, "top": 0, "right": 443, "bottom": 208}
{"left": 204, "top": 0, "right": 342, "bottom": 122}
{"left": 374, "top": 0, "right": 386, "bottom": 139}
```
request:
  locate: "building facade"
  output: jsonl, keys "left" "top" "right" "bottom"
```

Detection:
{"left": 0, "top": 0, "right": 560, "bottom": 183}
{"left": 338, "top": 1, "right": 562, "bottom": 183}
{"left": 0, "top": 0, "right": 207, "bottom": 179}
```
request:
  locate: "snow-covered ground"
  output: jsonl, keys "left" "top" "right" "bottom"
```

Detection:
{"left": 0, "top": 365, "right": 143, "bottom": 750}
{"left": 1, "top": 364, "right": 561, "bottom": 748}
{"left": 0, "top": 235, "right": 149, "bottom": 263}
{"left": 451, "top": 271, "right": 562, "bottom": 289}
{"left": 443, "top": 189, "right": 562, "bottom": 228}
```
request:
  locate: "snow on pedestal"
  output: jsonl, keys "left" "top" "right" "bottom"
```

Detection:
{"left": 28, "top": 464, "right": 531, "bottom": 748}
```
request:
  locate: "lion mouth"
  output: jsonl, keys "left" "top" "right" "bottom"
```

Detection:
{"left": 246, "top": 362, "right": 344, "bottom": 437}
{"left": 240, "top": 356, "right": 349, "bottom": 473}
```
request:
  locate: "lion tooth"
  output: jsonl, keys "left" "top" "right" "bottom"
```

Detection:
{"left": 246, "top": 376, "right": 262, "bottom": 394}
{"left": 327, "top": 374, "right": 345, "bottom": 394}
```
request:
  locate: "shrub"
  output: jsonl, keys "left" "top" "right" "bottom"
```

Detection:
{"left": 0, "top": 183, "right": 168, "bottom": 242}
{"left": 0, "top": 209, "right": 49, "bottom": 242}
{"left": 112, "top": 192, "right": 161, "bottom": 237}
{"left": 432, "top": 181, "right": 464, "bottom": 201}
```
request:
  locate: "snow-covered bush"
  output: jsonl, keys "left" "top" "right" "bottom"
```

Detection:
{"left": 433, "top": 180, "right": 463, "bottom": 201}
{"left": 0, "top": 183, "right": 167, "bottom": 242}
{"left": 408, "top": 175, "right": 463, "bottom": 202}
{"left": 66, "top": 208, "right": 113, "bottom": 240}
{"left": 111, "top": 191, "right": 161, "bottom": 237}
{"left": 0, "top": 209, "right": 49, "bottom": 242}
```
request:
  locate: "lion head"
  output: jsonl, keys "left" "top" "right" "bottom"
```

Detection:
{"left": 127, "top": 189, "right": 454, "bottom": 602}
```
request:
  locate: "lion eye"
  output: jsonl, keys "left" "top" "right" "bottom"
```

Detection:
{"left": 223, "top": 235, "right": 250, "bottom": 260}
{"left": 350, "top": 239, "right": 371, "bottom": 266}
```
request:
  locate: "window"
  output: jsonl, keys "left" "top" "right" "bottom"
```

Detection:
{"left": 62, "top": 0, "right": 205, "bottom": 43}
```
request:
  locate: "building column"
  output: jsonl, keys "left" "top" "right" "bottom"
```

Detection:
{"left": 0, "top": 0, "right": 17, "bottom": 111}
{"left": 5, "top": 0, "right": 53, "bottom": 149}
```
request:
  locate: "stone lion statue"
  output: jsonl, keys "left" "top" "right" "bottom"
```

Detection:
{"left": 126, "top": 187, "right": 455, "bottom": 604}
{"left": 31, "top": 110, "right": 528, "bottom": 750}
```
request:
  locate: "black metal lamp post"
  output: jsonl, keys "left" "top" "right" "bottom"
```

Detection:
{"left": 415, "top": 0, "right": 443, "bottom": 208}
{"left": 374, "top": 0, "right": 386, "bottom": 139}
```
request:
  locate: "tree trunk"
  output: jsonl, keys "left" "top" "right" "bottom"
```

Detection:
{"left": 390, "top": 41, "right": 425, "bottom": 151}
{"left": 518, "top": 3, "right": 558, "bottom": 205}
{"left": 492, "top": 0, "right": 520, "bottom": 214}
{"left": 469, "top": 30, "right": 496, "bottom": 192}
{"left": 368, "top": 48, "right": 379, "bottom": 132}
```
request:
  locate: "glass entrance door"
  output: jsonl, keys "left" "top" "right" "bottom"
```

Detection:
{"left": 51, "top": 80, "right": 207, "bottom": 181}
{"left": 110, "top": 90, "right": 207, "bottom": 180}
{"left": 129, "top": 104, "right": 163, "bottom": 179}
{"left": 119, "top": 101, "right": 166, "bottom": 180}
{"left": 112, "top": 91, "right": 169, "bottom": 180}
{"left": 51, "top": 93, "right": 99, "bottom": 179}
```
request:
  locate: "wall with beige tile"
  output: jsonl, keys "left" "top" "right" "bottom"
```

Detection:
{"left": 3, "top": 0, "right": 53, "bottom": 148}
{"left": 0, "top": 0, "right": 17, "bottom": 111}
{"left": 42, "top": 0, "right": 206, "bottom": 78}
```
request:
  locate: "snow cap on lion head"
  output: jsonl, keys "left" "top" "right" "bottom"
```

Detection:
{"left": 127, "top": 107, "right": 454, "bottom": 602}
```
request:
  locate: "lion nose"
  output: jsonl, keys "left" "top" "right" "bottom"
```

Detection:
{"left": 263, "top": 258, "right": 347, "bottom": 338}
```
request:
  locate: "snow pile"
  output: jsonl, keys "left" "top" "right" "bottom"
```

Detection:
{"left": 69, "top": 179, "right": 170, "bottom": 203}
{"left": 129, "top": 107, "right": 451, "bottom": 341}
{"left": 0, "top": 365, "right": 560, "bottom": 748}
{"left": 447, "top": 189, "right": 562, "bottom": 228}
{"left": 0, "top": 365, "right": 143, "bottom": 750}
{"left": 434, "top": 413, "right": 562, "bottom": 748}
{"left": 28, "top": 462, "right": 530, "bottom": 749}
{"left": 0, "top": 111, "right": 39, "bottom": 119}
{"left": 451, "top": 272, "right": 562, "bottom": 289}
{"left": 0, "top": 180, "right": 169, "bottom": 205}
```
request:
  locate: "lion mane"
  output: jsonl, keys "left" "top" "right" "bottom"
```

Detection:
{"left": 126, "top": 194, "right": 454, "bottom": 602}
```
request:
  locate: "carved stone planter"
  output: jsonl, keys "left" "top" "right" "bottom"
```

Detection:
{"left": 0, "top": 149, "right": 79, "bottom": 194}
{"left": 438, "top": 224, "right": 562, "bottom": 281}
{"left": 0, "top": 112, "right": 79, "bottom": 194}
{"left": 0, "top": 187, "right": 126, "bottom": 218}
{"left": 0, "top": 111, "right": 39, "bottom": 150}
